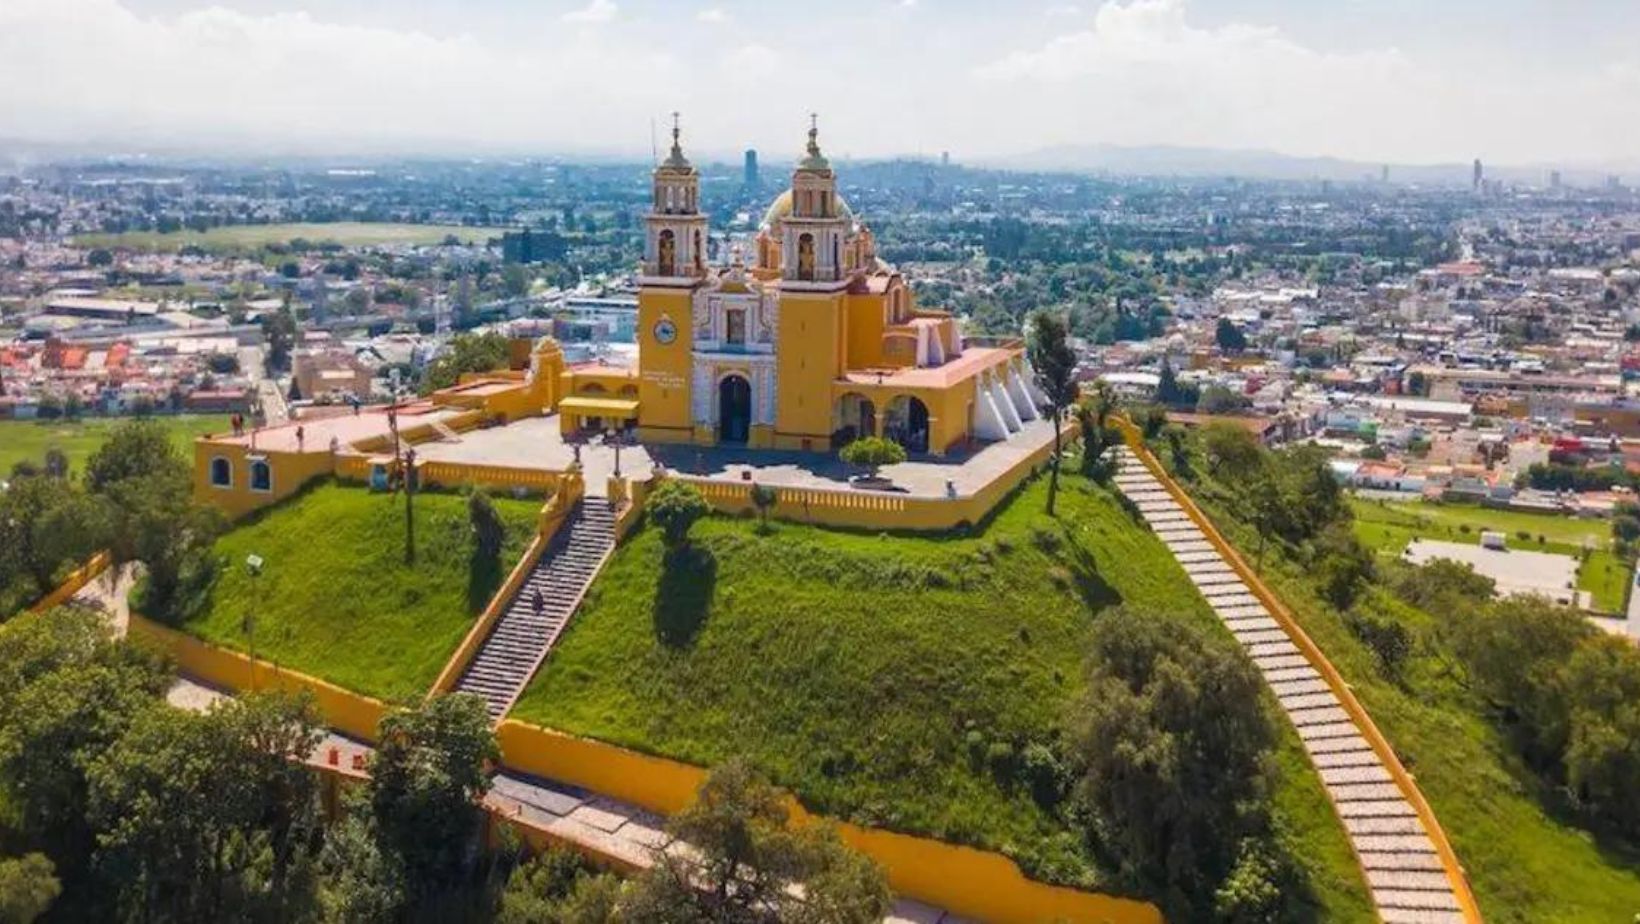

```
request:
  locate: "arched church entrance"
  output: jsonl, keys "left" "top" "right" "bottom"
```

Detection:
{"left": 833, "top": 392, "right": 876, "bottom": 447}
{"left": 885, "top": 395, "right": 930, "bottom": 454}
{"left": 718, "top": 374, "right": 752, "bottom": 444}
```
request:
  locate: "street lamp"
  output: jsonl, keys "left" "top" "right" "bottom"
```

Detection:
{"left": 244, "top": 553, "right": 264, "bottom": 689}
{"left": 605, "top": 427, "right": 626, "bottom": 478}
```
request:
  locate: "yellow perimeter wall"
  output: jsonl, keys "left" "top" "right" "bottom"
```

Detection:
{"left": 128, "top": 613, "right": 387, "bottom": 743}
{"left": 495, "top": 720, "right": 1160, "bottom": 924}
{"left": 29, "top": 550, "right": 112, "bottom": 613}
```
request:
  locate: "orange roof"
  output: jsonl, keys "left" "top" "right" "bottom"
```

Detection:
{"left": 840, "top": 346, "right": 1016, "bottom": 390}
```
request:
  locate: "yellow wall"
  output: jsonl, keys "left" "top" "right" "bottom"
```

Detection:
{"left": 129, "top": 613, "right": 387, "bottom": 742}
{"left": 495, "top": 719, "right": 1159, "bottom": 924}
{"left": 194, "top": 443, "right": 338, "bottom": 522}
{"left": 636, "top": 287, "right": 695, "bottom": 440}
{"left": 844, "top": 293, "right": 887, "bottom": 369}
{"left": 775, "top": 291, "right": 846, "bottom": 449}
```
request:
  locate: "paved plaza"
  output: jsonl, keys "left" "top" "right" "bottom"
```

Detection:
{"left": 411, "top": 412, "right": 1061, "bottom": 499}
{"left": 1402, "top": 538, "right": 1584, "bottom": 607}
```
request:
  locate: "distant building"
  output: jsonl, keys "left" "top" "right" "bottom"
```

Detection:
{"left": 1550, "top": 170, "right": 1562, "bottom": 190}
{"left": 1472, "top": 158, "right": 1483, "bottom": 192}
{"left": 941, "top": 151, "right": 950, "bottom": 167}
{"left": 743, "top": 149, "right": 759, "bottom": 189}
{"left": 501, "top": 229, "right": 566, "bottom": 265}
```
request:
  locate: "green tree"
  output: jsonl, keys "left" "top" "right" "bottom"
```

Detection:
{"left": 262, "top": 304, "right": 298, "bottom": 374}
{"left": 0, "top": 854, "right": 59, "bottom": 924}
{"left": 0, "top": 475, "right": 109, "bottom": 596}
{"left": 618, "top": 759, "right": 892, "bottom": 923}
{"left": 1067, "top": 608, "right": 1276, "bottom": 918}
{"left": 0, "top": 609, "right": 171, "bottom": 888}
{"left": 497, "top": 848, "right": 598, "bottom": 924}
{"left": 839, "top": 436, "right": 907, "bottom": 481}
{"left": 468, "top": 488, "right": 506, "bottom": 563}
{"left": 86, "top": 692, "right": 323, "bottom": 922}
{"left": 1200, "top": 421, "right": 1262, "bottom": 481}
{"left": 369, "top": 694, "right": 499, "bottom": 895}
{"left": 83, "top": 419, "right": 179, "bottom": 493}
{"left": 646, "top": 480, "right": 711, "bottom": 551}
{"left": 1214, "top": 317, "right": 1248, "bottom": 352}
{"left": 424, "top": 331, "right": 511, "bottom": 393}
{"left": 749, "top": 483, "right": 778, "bottom": 533}
{"left": 1026, "top": 308, "right": 1080, "bottom": 516}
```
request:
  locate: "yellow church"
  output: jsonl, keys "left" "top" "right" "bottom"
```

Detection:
{"left": 556, "top": 117, "right": 1048, "bottom": 457}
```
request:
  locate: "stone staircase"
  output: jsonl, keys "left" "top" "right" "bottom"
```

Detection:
{"left": 1111, "top": 446, "right": 1470, "bottom": 924}
{"left": 454, "top": 501, "right": 617, "bottom": 721}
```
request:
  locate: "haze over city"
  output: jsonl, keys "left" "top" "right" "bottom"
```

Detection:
{"left": 3, "top": 0, "right": 1639, "bottom": 167}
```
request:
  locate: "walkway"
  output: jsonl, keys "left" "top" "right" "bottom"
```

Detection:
{"left": 1111, "top": 446, "right": 1470, "bottom": 924}
{"left": 453, "top": 501, "right": 617, "bottom": 721}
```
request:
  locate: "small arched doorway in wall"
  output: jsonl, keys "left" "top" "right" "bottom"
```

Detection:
{"left": 833, "top": 392, "right": 876, "bottom": 447}
{"left": 885, "top": 395, "right": 930, "bottom": 454}
{"left": 717, "top": 374, "right": 752, "bottom": 444}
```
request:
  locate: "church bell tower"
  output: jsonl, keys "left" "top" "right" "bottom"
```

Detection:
{"left": 643, "top": 113, "right": 709, "bottom": 284}
{"left": 781, "top": 116, "right": 848, "bottom": 288}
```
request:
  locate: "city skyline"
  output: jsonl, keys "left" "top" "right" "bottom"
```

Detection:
{"left": 2, "top": 0, "right": 1638, "bottom": 168}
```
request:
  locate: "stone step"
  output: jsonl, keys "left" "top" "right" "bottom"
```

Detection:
{"left": 1262, "top": 664, "right": 1321, "bottom": 684}
{"left": 1367, "top": 870, "right": 1462, "bottom": 898}
{"left": 1379, "top": 908, "right": 1466, "bottom": 924}
{"left": 1312, "top": 748, "right": 1381, "bottom": 769}
{"left": 1319, "top": 763, "right": 1395, "bottom": 786}
{"left": 1303, "top": 733, "right": 1373, "bottom": 755}
{"left": 1353, "top": 834, "right": 1439, "bottom": 854}
{"left": 1343, "top": 815, "right": 1427, "bottom": 836}
{"left": 1328, "top": 782, "right": 1407, "bottom": 803}
{"left": 1296, "top": 721, "right": 1364, "bottom": 742}
{"left": 1359, "top": 850, "right": 1443, "bottom": 872}
{"left": 1289, "top": 705, "right": 1353, "bottom": 727}
{"left": 1234, "top": 628, "right": 1291, "bottom": 646}
{"left": 1335, "top": 799, "right": 1419, "bottom": 819}
{"left": 1268, "top": 676, "right": 1328, "bottom": 697}
{"left": 1276, "top": 691, "right": 1339, "bottom": 711}
{"left": 1253, "top": 653, "right": 1312, "bottom": 672}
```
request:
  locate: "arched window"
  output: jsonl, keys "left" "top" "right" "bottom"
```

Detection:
{"left": 819, "top": 190, "right": 829, "bottom": 216}
{"left": 249, "top": 459, "right": 272, "bottom": 493}
{"left": 658, "top": 229, "right": 676, "bottom": 276}
{"left": 209, "top": 456, "right": 231, "bottom": 488}
{"left": 797, "top": 233, "right": 815, "bottom": 281}
{"left": 694, "top": 229, "right": 704, "bottom": 271}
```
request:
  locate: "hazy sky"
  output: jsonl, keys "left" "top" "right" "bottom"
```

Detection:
{"left": 2, "top": 0, "right": 1637, "bottom": 166}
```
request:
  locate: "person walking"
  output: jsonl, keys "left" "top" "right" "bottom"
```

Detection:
{"left": 532, "top": 587, "right": 545, "bottom": 619}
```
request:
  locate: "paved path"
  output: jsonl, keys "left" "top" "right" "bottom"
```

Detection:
{"left": 64, "top": 561, "right": 140, "bottom": 636}
{"left": 1112, "top": 447, "right": 1468, "bottom": 924}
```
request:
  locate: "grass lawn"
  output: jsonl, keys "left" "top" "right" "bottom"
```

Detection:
{"left": 179, "top": 482, "right": 540, "bottom": 702}
{"left": 1179, "top": 475, "right": 1640, "bottom": 922}
{"left": 74, "top": 222, "right": 504, "bottom": 253}
{"left": 0, "top": 415, "right": 230, "bottom": 480}
{"left": 511, "top": 473, "right": 1373, "bottom": 918}
{"left": 1350, "top": 497, "right": 1630, "bottom": 613}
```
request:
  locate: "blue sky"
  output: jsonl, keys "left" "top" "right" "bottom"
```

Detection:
{"left": 3, "top": 0, "right": 1637, "bottom": 166}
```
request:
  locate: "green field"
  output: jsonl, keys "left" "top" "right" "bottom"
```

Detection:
{"left": 1350, "top": 497, "right": 1629, "bottom": 612}
{"left": 0, "top": 415, "right": 230, "bottom": 480}
{"left": 179, "top": 482, "right": 540, "bottom": 702}
{"left": 74, "top": 222, "right": 504, "bottom": 253}
{"left": 511, "top": 473, "right": 1373, "bottom": 918}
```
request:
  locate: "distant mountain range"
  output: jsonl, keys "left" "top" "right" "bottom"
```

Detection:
{"left": 984, "top": 143, "right": 1634, "bottom": 187}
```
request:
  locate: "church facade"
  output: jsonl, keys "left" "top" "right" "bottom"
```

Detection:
{"left": 624, "top": 118, "right": 1045, "bottom": 456}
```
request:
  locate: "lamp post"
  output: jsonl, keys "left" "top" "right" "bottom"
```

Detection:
{"left": 244, "top": 553, "right": 264, "bottom": 689}
{"left": 605, "top": 427, "right": 625, "bottom": 478}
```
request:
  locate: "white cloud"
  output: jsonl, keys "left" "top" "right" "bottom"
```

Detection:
{"left": 696, "top": 7, "right": 729, "bottom": 24}
{"left": 562, "top": 0, "right": 616, "bottom": 24}
{"left": 0, "top": 0, "right": 1633, "bottom": 166}
{"left": 970, "top": 0, "right": 1640, "bottom": 164}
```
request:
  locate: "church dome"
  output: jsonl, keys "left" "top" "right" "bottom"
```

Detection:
{"left": 759, "top": 188, "right": 852, "bottom": 231}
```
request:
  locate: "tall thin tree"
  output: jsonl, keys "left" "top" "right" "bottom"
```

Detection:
{"left": 1027, "top": 309, "right": 1080, "bottom": 516}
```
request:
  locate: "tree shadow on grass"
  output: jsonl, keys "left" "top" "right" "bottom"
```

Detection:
{"left": 653, "top": 545, "right": 716, "bottom": 649}
{"left": 467, "top": 549, "right": 503, "bottom": 614}
{"left": 1060, "top": 525, "right": 1122, "bottom": 613}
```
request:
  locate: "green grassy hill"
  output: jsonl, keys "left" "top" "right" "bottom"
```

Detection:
{"left": 511, "top": 473, "right": 1372, "bottom": 918}
{"left": 179, "top": 482, "right": 540, "bottom": 701}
